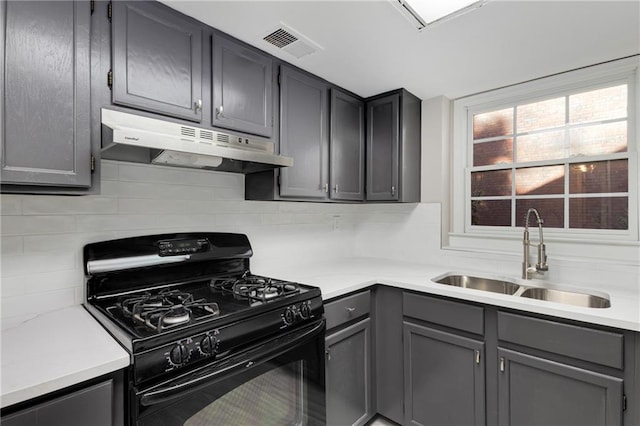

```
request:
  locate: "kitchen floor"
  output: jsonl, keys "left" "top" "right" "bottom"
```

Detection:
{"left": 367, "top": 416, "right": 399, "bottom": 426}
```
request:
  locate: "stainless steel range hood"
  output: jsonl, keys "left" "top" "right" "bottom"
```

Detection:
{"left": 100, "top": 109, "right": 293, "bottom": 173}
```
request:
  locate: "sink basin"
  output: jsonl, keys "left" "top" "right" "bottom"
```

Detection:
{"left": 434, "top": 274, "right": 521, "bottom": 295}
{"left": 520, "top": 287, "right": 611, "bottom": 309}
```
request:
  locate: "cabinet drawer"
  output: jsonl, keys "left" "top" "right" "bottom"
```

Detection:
{"left": 497, "top": 311, "right": 624, "bottom": 369}
{"left": 325, "top": 290, "right": 371, "bottom": 330}
{"left": 403, "top": 293, "right": 484, "bottom": 335}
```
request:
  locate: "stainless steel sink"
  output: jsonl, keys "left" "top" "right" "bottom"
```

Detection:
{"left": 519, "top": 287, "right": 611, "bottom": 309}
{"left": 434, "top": 274, "right": 521, "bottom": 295}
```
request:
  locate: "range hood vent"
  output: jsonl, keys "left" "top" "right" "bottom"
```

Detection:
{"left": 262, "top": 23, "right": 322, "bottom": 59}
{"left": 101, "top": 109, "right": 293, "bottom": 174}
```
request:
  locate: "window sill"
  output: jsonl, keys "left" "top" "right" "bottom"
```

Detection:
{"left": 446, "top": 231, "right": 640, "bottom": 266}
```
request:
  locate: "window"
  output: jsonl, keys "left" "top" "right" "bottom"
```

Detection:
{"left": 450, "top": 57, "right": 639, "bottom": 262}
{"left": 471, "top": 84, "right": 629, "bottom": 230}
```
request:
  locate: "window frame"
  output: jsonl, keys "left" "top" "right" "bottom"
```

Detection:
{"left": 449, "top": 57, "right": 639, "bottom": 263}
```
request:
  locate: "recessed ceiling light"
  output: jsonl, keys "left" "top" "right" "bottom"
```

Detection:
{"left": 393, "top": 0, "right": 489, "bottom": 30}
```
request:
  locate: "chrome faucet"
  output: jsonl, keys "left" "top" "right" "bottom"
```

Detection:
{"left": 522, "top": 208, "right": 549, "bottom": 280}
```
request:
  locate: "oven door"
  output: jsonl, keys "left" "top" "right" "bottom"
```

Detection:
{"left": 133, "top": 319, "right": 326, "bottom": 426}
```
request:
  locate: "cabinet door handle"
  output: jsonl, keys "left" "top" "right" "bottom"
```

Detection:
{"left": 323, "top": 183, "right": 329, "bottom": 193}
{"left": 194, "top": 99, "right": 202, "bottom": 112}
{"left": 334, "top": 184, "right": 339, "bottom": 193}
{"left": 216, "top": 105, "right": 224, "bottom": 118}
{"left": 345, "top": 307, "right": 356, "bottom": 314}
{"left": 499, "top": 357, "right": 505, "bottom": 372}
{"left": 391, "top": 185, "right": 396, "bottom": 196}
{"left": 325, "top": 348, "right": 331, "bottom": 361}
{"left": 475, "top": 350, "right": 481, "bottom": 365}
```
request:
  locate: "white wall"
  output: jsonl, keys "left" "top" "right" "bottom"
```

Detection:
{"left": 0, "top": 160, "right": 427, "bottom": 328}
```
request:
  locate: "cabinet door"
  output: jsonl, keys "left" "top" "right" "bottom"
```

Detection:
{"left": 366, "top": 94, "right": 399, "bottom": 201}
{"left": 279, "top": 66, "right": 329, "bottom": 198}
{"left": 404, "top": 322, "right": 486, "bottom": 426}
{"left": 212, "top": 35, "right": 273, "bottom": 137}
{"left": 498, "top": 348, "right": 623, "bottom": 426}
{"left": 1, "top": 0, "right": 91, "bottom": 187}
{"left": 111, "top": 1, "right": 202, "bottom": 122}
{"left": 2, "top": 380, "right": 113, "bottom": 426}
{"left": 330, "top": 90, "right": 365, "bottom": 201}
{"left": 325, "top": 318, "right": 373, "bottom": 426}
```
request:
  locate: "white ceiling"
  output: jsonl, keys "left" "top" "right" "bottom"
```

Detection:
{"left": 160, "top": 0, "right": 640, "bottom": 100}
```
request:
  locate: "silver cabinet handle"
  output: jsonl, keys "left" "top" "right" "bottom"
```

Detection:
{"left": 475, "top": 350, "right": 481, "bottom": 365}
{"left": 323, "top": 183, "right": 329, "bottom": 193}
{"left": 391, "top": 185, "right": 396, "bottom": 196}
{"left": 194, "top": 99, "right": 202, "bottom": 112}
{"left": 334, "top": 184, "right": 339, "bottom": 193}
{"left": 499, "top": 357, "right": 505, "bottom": 372}
{"left": 325, "top": 348, "right": 331, "bottom": 361}
{"left": 216, "top": 105, "right": 224, "bottom": 118}
{"left": 346, "top": 307, "right": 356, "bottom": 314}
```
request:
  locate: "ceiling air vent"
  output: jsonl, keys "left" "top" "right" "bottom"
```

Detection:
{"left": 262, "top": 23, "right": 322, "bottom": 59}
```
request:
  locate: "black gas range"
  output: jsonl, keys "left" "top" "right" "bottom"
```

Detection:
{"left": 83, "top": 233, "right": 326, "bottom": 425}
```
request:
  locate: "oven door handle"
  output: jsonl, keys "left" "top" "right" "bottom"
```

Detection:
{"left": 139, "top": 319, "right": 325, "bottom": 407}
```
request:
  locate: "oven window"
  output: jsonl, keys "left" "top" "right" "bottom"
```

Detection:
{"left": 182, "top": 361, "right": 304, "bottom": 426}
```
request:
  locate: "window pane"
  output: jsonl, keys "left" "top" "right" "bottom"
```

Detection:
{"left": 472, "top": 199, "right": 511, "bottom": 226}
{"left": 569, "top": 160, "right": 628, "bottom": 194}
{"left": 569, "top": 84, "right": 627, "bottom": 124}
{"left": 473, "top": 108, "right": 513, "bottom": 140}
{"left": 569, "top": 121, "right": 627, "bottom": 156}
{"left": 569, "top": 197, "right": 628, "bottom": 229}
{"left": 471, "top": 170, "right": 512, "bottom": 197}
{"left": 515, "top": 199, "right": 564, "bottom": 228}
{"left": 517, "top": 97, "right": 565, "bottom": 133}
{"left": 473, "top": 139, "right": 513, "bottom": 166}
{"left": 516, "top": 165, "right": 564, "bottom": 196}
{"left": 516, "top": 130, "right": 565, "bottom": 162}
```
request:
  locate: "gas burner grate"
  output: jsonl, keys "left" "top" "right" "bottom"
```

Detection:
{"left": 210, "top": 273, "right": 300, "bottom": 303}
{"left": 119, "top": 289, "right": 220, "bottom": 332}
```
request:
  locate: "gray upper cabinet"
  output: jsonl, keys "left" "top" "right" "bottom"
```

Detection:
{"left": 330, "top": 89, "right": 365, "bottom": 201}
{"left": 366, "top": 89, "right": 421, "bottom": 202}
{"left": 212, "top": 34, "right": 273, "bottom": 137}
{"left": 111, "top": 1, "right": 203, "bottom": 122}
{"left": 279, "top": 65, "right": 329, "bottom": 198}
{"left": 498, "top": 348, "right": 623, "bottom": 426}
{"left": 366, "top": 94, "right": 399, "bottom": 201}
{"left": 1, "top": 0, "right": 92, "bottom": 188}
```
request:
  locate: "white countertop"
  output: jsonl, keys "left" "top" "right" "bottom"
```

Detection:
{"left": 1, "top": 305, "right": 130, "bottom": 409}
{"left": 254, "top": 257, "right": 640, "bottom": 332}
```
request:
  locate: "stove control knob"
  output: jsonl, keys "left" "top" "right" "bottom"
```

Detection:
{"left": 199, "top": 335, "right": 218, "bottom": 356}
{"left": 169, "top": 343, "right": 190, "bottom": 365}
{"left": 299, "top": 302, "right": 311, "bottom": 319}
{"left": 283, "top": 306, "right": 296, "bottom": 325}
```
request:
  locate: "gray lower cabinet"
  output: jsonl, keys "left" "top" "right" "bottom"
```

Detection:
{"left": 212, "top": 34, "right": 273, "bottom": 137}
{"left": 2, "top": 380, "right": 113, "bottom": 426}
{"left": 325, "top": 290, "right": 374, "bottom": 426}
{"left": 498, "top": 348, "right": 623, "bottom": 426}
{"left": 326, "top": 318, "right": 373, "bottom": 426}
{"left": 330, "top": 89, "right": 365, "bottom": 201}
{"left": 366, "top": 90, "right": 421, "bottom": 202}
{"left": 403, "top": 322, "right": 486, "bottom": 426}
{"left": 111, "top": 1, "right": 203, "bottom": 122}
{"left": 279, "top": 65, "right": 329, "bottom": 198}
{"left": 1, "top": 0, "right": 92, "bottom": 189}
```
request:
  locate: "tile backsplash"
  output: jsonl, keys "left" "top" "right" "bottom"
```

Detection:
{"left": 0, "top": 160, "right": 438, "bottom": 328}
{"left": 1, "top": 160, "right": 636, "bottom": 329}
